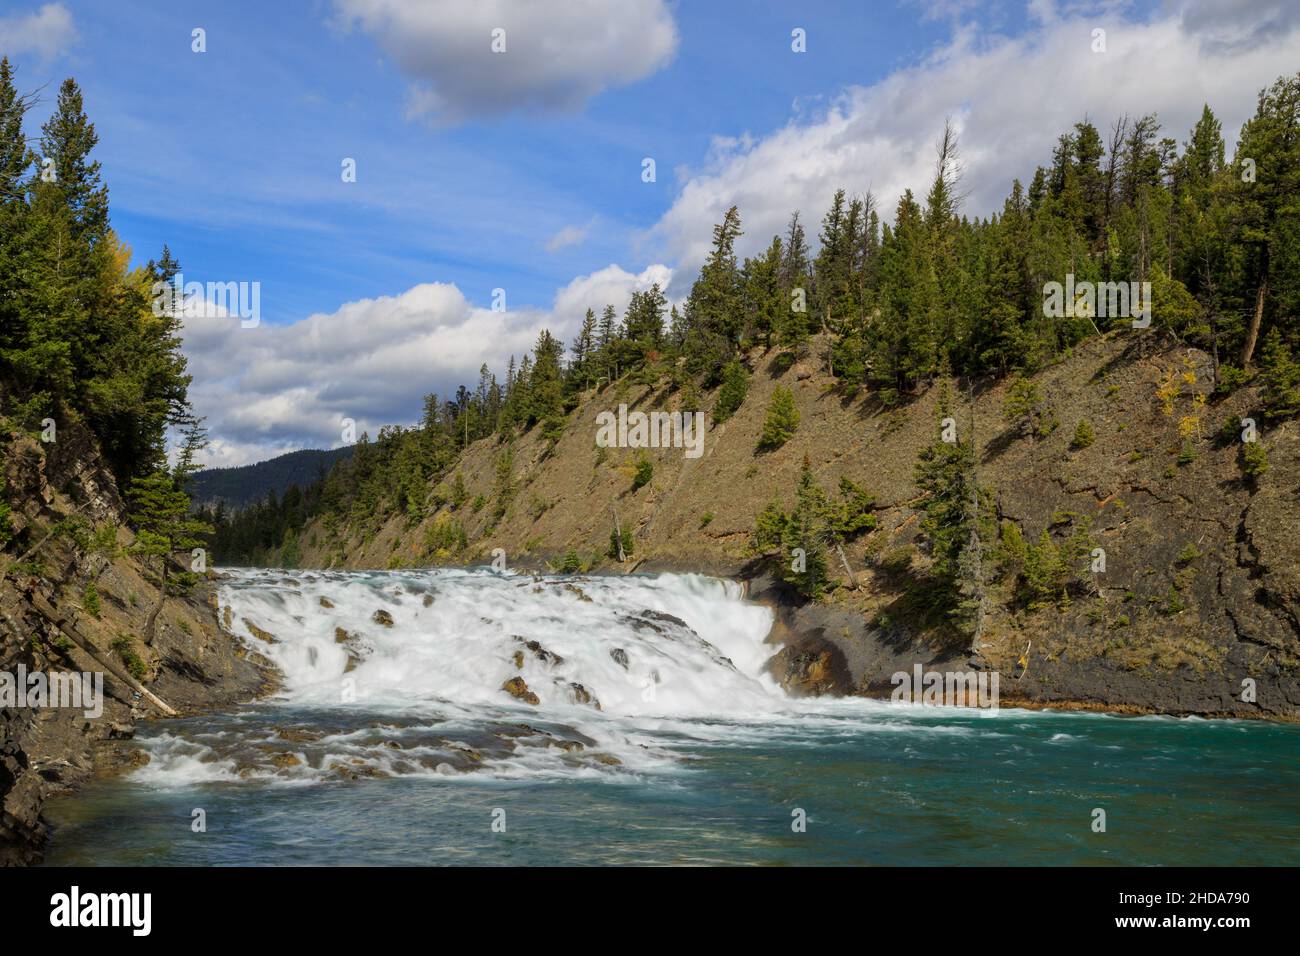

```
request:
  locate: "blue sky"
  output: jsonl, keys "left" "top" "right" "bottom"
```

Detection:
{"left": 13, "top": 0, "right": 969, "bottom": 320}
{"left": 2, "top": 0, "right": 1295, "bottom": 465}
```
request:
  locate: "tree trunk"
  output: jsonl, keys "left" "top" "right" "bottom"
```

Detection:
{"left": 19, "top": 584, "right": 177, "bottom": 716}
{"left": 611, "top": 506, "right": 625, "bottom": 563}
{"left": 1240, "top": 263, "right": 1269, "bottom": 367}
{"left": 143, "top": 559, "right": 167, "bottom": 645}
{"left": 834, "top": 542, "right": 857, "bottom": 589}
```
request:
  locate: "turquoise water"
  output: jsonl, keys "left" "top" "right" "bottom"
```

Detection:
{"left": 44, "top": 703, "right": 1300, "bottom": 866}
{"left": 40, "top": 568, "right": 1300, "bottom": 866}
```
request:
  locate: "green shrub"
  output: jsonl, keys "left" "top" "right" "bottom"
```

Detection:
{"left": 82, "top": 582, "right": 101, "bottom": 618}
{"left": 1214, "top": 364, "right": 1252, "bottom": 396}
{"left": 424, "top": 516, "right": 468, "bottom": 558}
{"left": 711, "top": 362, "right": 750, "bottom": 424}
{"left": 631, "top": 452, "right": 653, "bottom": 490}
{"left": 450, "top": 471, "right": 469, "bottom": 509}
{"left": 1071, "top": 419, "right": 1095, "bottom": 449}
{"left": 1240, "top": 441, "right": 1268, "bottom": 480}
{"left": 996, "top": 519, "right": 1095, "bottom": 609}
{"left": 0, "top": 480, "right": 13, "bottom": 549}
{"left": 880, "top": 547, "right": 913, "bottom": 576}
{"left": 607, "top": 527, "right": 635, "bottom": 560}
{"left": 1260, "top": 329, "right": 1300, "bottom": 419}
{"left": 111, "top": 636, "right": 147, "bottom": 680}
{"left": 1217, "top": 415, "right": 1242, "bottom": 446}
{"left": 1004, "top": 376, "right": 1056, "bottom": 439}
{"left": 558, "top": 548, "right": 583, "bottom": 574}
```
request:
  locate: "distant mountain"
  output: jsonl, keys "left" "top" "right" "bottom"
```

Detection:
{"left": 190, "top": 446, "right": 353, "bottom": 511}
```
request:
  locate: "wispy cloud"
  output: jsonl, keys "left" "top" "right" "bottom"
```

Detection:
{"left": 544, "top": 220, "right": 595, "bottom": 253}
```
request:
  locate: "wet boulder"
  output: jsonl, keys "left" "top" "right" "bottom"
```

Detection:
{"left": 501, "top": 677, "right": 540, "bottom": 705}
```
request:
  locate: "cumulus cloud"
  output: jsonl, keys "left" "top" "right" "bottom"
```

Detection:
{"left": 0, "top": 3, "right": 76, "bottom": 62}
{"left": 331, "top": 0, "right": 678, "bottom": 123}
{"left": 650, "top": 1, "right": 1300, "bottom": 281}
{"left": 183, "top": 264, "right": 672, "bottom": 467}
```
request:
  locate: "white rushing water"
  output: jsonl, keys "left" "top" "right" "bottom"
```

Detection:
{"left": 221, "top": 567, "right": 781, "bottom": 716}
{"left": 132, "top": 568, "right": 836, "bottom": 787}
{"left": 131, "top": 567, "right": 1001, "bottom": 789}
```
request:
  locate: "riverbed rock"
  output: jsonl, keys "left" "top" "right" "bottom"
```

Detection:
{"left": 276, "top": 726, "right": 323, "bottom": 743}
{"left": 567, "top": 682, "right": 601, "bottom": 709}
{"left": 512, "top": 636, "right": 563, "bottom": 666}
{"left": 502, "top": 677, "right": 540, "bottom": 705}
{"left": 242, "top": 619, "right": 278, "bottom": 644}
{"left": 372, "top": 609, "right": 394, "bottom": 627}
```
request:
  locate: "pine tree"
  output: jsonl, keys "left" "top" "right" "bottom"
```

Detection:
{"left": 1230, "top": 73, "right": 1300, "bottom": 365}
{"left": 743, "top": 237, "right": 783, "bottom": 349}
{"left": 129, "top": 420, "right": 212, "bottom": 644}
{"left": 570, "top": 308, "right": 597, "bottom": 390}
{"left": 528, "top": 330, "right": 566, "bottom": 443}
{"left": 682, "top": 205, "right": 743, "bottom": 381}
{"left": 758, "top": 386, "right": 800, "bottom": 450}
{"left": 711, "top": 361, "right": 749, "bottom": 424}
{"left": 915, "top": 385, "right": 982, "bottom": 625}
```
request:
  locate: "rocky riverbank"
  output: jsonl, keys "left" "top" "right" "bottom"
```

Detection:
{"left": 1, "top": 426, "right": 274, "bottom": 866}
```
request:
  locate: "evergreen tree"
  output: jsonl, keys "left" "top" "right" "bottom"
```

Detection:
{"left": 758, "top": 386, "right": 800, "bottom": 450}
{"left": 914, "top": 385, "right": 982, "bottom": 626}
{"left": 682, "top": 205, "right": 743, "bottom": 381}
{"left": 1230, "top": 73, "right": 1300, "bottom": 365}
{"left": 570, "top": 308, "right": 597, "bottom": 390}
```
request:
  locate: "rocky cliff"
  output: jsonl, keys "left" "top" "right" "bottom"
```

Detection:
{"left": 0, "top": 423, "right": 273, "bottom": 866}
{"left": 293, "top": 332, "right": 1300, "bottom": 719}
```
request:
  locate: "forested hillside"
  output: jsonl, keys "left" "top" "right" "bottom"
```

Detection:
{"left": 213, "top": 70, "right": 1300, "bottom": 643}
{"left": 189, "top": 446, "right": 354, "bottom": 512}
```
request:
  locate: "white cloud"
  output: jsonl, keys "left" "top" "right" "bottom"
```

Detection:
{"left": 650, "top": 1, "right": 1300, "bottom": 281}
{"left": 544, "top": 221, "right": 593, "bottom": 253}
{"left": 330, "top": 0, "right": 678, "bottom": 123}
{"left": 188, "top": 0, "right": 1300, "bottom": 467}
{"left": 0, "top": 3, "right": 76, "bottom": 62}
{"left": 183, "top": 265, "right": 671, "bottom": 467}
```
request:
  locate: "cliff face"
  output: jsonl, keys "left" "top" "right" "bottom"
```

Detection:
{"left": 295, "top": 333, "right": 1300, "bottom": 719}
{"left": 0, "top": 424, "right": 273, "bottom": 866}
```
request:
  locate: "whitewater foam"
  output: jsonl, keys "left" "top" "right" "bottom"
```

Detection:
{"left": 127, "top": 568, "right": 1017, "bottom": 789}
